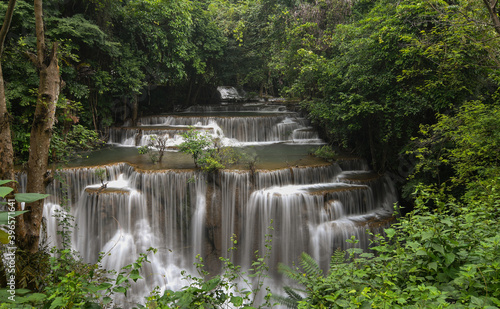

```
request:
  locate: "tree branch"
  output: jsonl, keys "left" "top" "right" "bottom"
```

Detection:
{"left": 34, "top": 0, "right": 45, "bottom": 67}
{"left": 0, "top": 0, "right": 17, "bottom": 56}
{"left": 25, "top": 51, "right": 39, "bottom": 67}
{"left": 483, "top": 0, "right": 500, "bottom": 35}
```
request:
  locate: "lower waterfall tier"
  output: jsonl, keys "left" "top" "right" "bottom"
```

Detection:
{"left": 34, "top": 161, "right": 397, "bottom": 305}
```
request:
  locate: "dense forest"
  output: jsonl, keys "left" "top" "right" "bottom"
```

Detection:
{"left": 0, "top": 0, "right": 499, "bottom": 308}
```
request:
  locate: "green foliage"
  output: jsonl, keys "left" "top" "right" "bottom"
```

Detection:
{"left": 146, "top": 230, "right": 275, "bottom": 308}
{"left": 178, "top": 127, "right": 240, "bottom": 172}
{"left": 298, "top": 0, "right": 500, "bottom": 170}
{"left": 311, "top": 145, "right": 336, "bottom": 162}
{"left": 178, "top": 127, "right": 214, "bottom": 167}
{"left": 277, "top": 96, "right": 500, "bottom": 307}
{"left": 407, "top": 101, "right": 500, "bottom": 201}
{"left": 95, "top": 168, "right": 108, "bottom": 187}
{"left": 0, "top": 288, "right": 47, "bottom": 308}
{"left": 277, "top": 187, "right": 500, "bottom": 308}
{"left": 0, "top": 180, "right": 48, "bottom": 244}
{"left": 38, "top": 246, "right": 154, "bottom": 309}
{"left": 50, "top": 124, "right": 104, "bottom": 164}
{"left": 199, "top": 138, "right": 241, "bottom": 173}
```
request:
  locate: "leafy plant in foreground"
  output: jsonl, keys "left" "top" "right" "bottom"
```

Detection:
{"left": 276, "top": 188, "right": 500, "bottom": 308}
{"left": 146, "top": 227, "right": 276, "bottom": 308}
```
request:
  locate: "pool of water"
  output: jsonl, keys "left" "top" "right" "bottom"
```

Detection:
{"left": 66, "top": 143, "right": 329, "bottom": 170}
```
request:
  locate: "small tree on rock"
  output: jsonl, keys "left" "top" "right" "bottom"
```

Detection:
{"left": 178, "top": 127, "right": 213, "bottom": 168}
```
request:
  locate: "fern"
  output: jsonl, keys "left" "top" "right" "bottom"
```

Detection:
{"left": 284, "top": 286, "right": 304, "bottom": 302}
{"left": 278, "top": 263, "right": 307, "bottom": 285}
{"left": 271, "top": 286, "right": 304, "bottom": 308}
{"left": 299, "top": 252, "right": 323, "bottom": 278}
{"left": 329, "top": 248, "right": 346, "bottom": 269}
{"left": 272, "top": 294, "right": 299, "bottom": 309}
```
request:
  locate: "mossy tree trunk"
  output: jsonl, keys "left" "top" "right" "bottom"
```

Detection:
{"left": 0, "top": 0, "right": 17, "bottom": 185}
{"left": 17, "top": 0, "right": 61, "bottom": 254}
{"left": 0, "top": 0, "right": 17, "bottom": 289}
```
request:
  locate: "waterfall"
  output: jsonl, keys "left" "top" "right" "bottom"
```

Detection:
{"left": 38, "top": 102, "right": 397, "bottom": 306}
{"left": 108, "top": 114, "right": 322, "bottom": 146}
{"left": 217, "top": 86, "right": 245, "bottom": 101}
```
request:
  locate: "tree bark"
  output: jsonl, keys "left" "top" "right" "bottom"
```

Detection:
{"left": 368, "top": 121, "right": 377, "bottom": 172}
{"left": 0, "top": 0, "right": 17, "bottom": 184}
{"left": 483, "top": 0, "right": 500, "bottom": 35}
{"left": 18, "top": 0, "right": 61, "bottom": 253}
{"left": 0, "top": 0, "right": 17, "bottom": 288}
{"left": 131, "top": 93, "right": 138, "bottom": 126}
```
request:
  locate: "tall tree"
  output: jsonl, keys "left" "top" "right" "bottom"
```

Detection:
{"left": 0, "top": 0, "right": 17, "bottom": 185}
{"left": 17, "top": 0, "right": 61, "bottom": 253}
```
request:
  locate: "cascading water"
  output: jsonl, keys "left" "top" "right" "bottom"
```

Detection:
{"left": 39, "top": 102, "right": 397, "bottom": 306}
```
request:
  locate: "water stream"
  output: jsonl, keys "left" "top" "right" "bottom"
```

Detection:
{"left": 38, "top": 102, "right": 397, "bottom": 305}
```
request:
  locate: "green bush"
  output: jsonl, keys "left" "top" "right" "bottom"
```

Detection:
{"left": 178, "top": 127, "right": 240, "bottom": 172}
{"left": 312, "top": 145, "right": 336, "bottom": 161}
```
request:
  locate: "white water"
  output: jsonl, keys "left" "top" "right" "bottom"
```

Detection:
{"left": 36, "top": 103, "right": 397, "bottom": 306}
{"left": 109, "top": 108, "right": 323, "bottom": 146}
{"left": 217, "top": 86, "right": 245, "bottom": 101}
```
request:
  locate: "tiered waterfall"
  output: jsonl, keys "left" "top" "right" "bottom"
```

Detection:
{"left": 37, "top": 102, "right": 397, "bottom": 305}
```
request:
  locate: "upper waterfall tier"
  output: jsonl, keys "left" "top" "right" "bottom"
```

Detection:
{"left": 109, "top": 106, "right": 322, "bottom": 146}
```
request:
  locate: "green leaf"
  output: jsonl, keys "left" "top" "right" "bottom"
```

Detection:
{"left": 431, "top": 243, "right": 445, "bottom": 256}
{"left": 129, "top": 269, "right": 143, "bottom": 282}
{"left": 0, "top": 211, "right": 28, "bottom": 225}
{"left": 230, "top": 296, "right": 243, "bottom": 306}
{"left": 115, "top": 274, "right": 128, "bottom": 285}
{"left": 325, "top": 293, "right": 340, "bottom": 302}
{"left": 97, "top": 282, "right": 112, "bottom": 290}
{"left": 490, "top": 297, "right": 500, "bottom": 306}
{"left": 421, "top": 231, "right": 434, "bottom": 241}
{"left": 384, "top": 228, "right": 396, "bottom": 239}
{"left": 0, "top": 180, "right": 15, "bottom": 186}
{"left": 14, "top": 289, "right": 31, "bottom": 296}
{"left": 49, "top": 296, "right": 66, "bottom": 309}
{"left": 0, "top": 230, "right": 10, "bottom": 244}
{"left": 25, "top": 293, "right": 47, "bottom": 302}
{"left": 202, "top": 277, "right": 221, "bottom": 291}
{"left": 471, "top": 296, "right": 484, "bottom": 306}
{"left": 113, "top": 286, "right": 127, "bottom": 294}
{"left": 0, "top": 187, "right": 13, "bottom": 198}
{"left": 14, "top": 193, "right": 50, "bottom": 203}
{"left": 416, "top": 249, "right": 427, "bottom": 256}
{"left": 444, "top": 253, "right": 455, "bottom": 266}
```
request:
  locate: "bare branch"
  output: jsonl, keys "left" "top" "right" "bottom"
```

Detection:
{"left": 34, "top": 0, "right": 45, "bottom": 67}
{"left": 25, "top": 51, "right": 39, "bottom": 66}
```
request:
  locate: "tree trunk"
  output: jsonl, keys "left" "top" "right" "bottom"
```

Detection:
{"left": 483, "top": 0, "right": 500, "bottom": 35}
{"left": 0, "top": 0, "right": 17, "bottom": 183}
{"left": 0, "top": 64, "right": 15, "bottom": 182}
{"left": 368, "top": 121, "right": 378, "bottom": 172}
{"left": 0, "top": 0, "right": 17, "bottom": 288}
{"left": 18, "top": 0, "right": 61, "bottom": 254}
{"left": 131, "top": 93, "right": 138, "bottom": 126}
